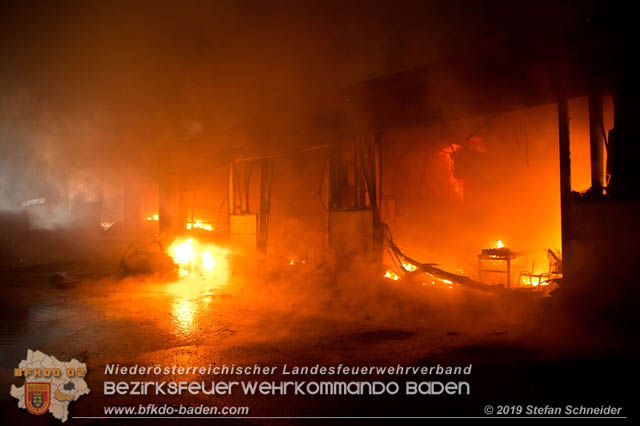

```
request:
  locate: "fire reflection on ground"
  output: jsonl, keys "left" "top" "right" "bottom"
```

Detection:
{"left": 164, "top": 274, "right": 233, "bottom": 340}
{"left": 163, "top": 236, "right": 232, "bottom": 338}
{"left": 1, "top": 258, "right": 617, "bottom": 426}
{"left": 165, "top": 277, "right": 229, "bottom": 339}
{"left": 171, "top": 298, "right": 197, "bottom": 336}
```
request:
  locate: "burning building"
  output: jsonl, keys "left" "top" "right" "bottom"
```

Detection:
{"left": 334, "top": 17, "right": 637, "bottom": 311}
{"left": 0, "top": 1, "right": 636, "bottom": 422}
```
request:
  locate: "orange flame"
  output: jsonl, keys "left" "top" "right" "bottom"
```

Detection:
{"left": 384, "top": 270, "right": 400, "bottom": 281}
{"left": 186, "top": 220, "right": 213, "bottom": 231}
{"left": 440, "top": 144, "right": 464, "bottom": 200}
{"left": 167, "top": 237, "right": 228, "bottom": 281}
{"left": 402, "top": 262, "right": 417, "bottom": 272}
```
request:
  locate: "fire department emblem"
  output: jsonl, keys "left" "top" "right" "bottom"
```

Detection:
{"left": 25, "top": 382, "right": 51, "bottom": 415}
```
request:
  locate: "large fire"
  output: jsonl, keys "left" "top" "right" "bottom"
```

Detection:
{"left": 167, "top": 237, "right": 229, "bottom": 282}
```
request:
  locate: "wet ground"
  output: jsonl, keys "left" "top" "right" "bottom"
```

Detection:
{"left": 0, "top": 262, "right": 635, "bottom": 424}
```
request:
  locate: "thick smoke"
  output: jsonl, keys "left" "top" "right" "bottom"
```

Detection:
{"left": 0, "top": 2, "right": 616, "bottom": 366}
{"left": 0, "top": 0, "right": 595, "bottom": 273}
{"left": 0, "top": 1, "right": 593, "bottom": 230}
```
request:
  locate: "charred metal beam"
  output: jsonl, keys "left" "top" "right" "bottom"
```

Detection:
{"left": 394, "top": 249, "right": 499, "bottom": 293}
{"left": 558, "top": 99, "right": 571, "bottom": 261}
{"left": 589, "top": 94, "right": 605, "bottom": 191}
{"left": 258, "top": 158, "right": 274, "bottom": 253}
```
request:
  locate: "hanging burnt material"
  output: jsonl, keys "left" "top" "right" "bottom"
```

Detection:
{"left": 227, "top": 160, "right": 260, "bottom": 251}
{"left": 258, "top": 158, "right": 274, "bottom": 252}
{"left": 328, "top": 133, "right": 383, "bottom": 267}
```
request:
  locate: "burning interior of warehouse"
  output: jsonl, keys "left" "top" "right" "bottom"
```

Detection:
{"left": 0, "top": 0, "right": 637, "bottom": 422}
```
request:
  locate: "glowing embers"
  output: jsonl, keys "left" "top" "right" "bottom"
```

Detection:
{"left": 402, "top": 262, "right": 417, "bottom": 272}
{"left": 517, "top": 252, "right": 561, "bottom": 289}
{"left": 424, "top": 274, "right": 455, "bottom": 289}
{"left": 384, "top": 270, "right": 400, "bottom": 281}
{"left": 167, "top": 237, "right": 228, "bottom": 282}
{"left": 186, "top": 220, "right": 214, "bottom": 231}
{"left": 480, "top": 240, "right": 514, "bottom": 259}
{"left": 288, "top": 258, "right": 306, "bottom": 266}
{"left": 384, "top": 262, "right": 417, "bottom": 280}
{"left": 145, "top": 214, "right": 159, "bottom": 221}
{"left": 518, "top": 272, "right": 550, "bottom": 288}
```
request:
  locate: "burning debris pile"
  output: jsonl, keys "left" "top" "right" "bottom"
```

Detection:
{"left": 118, "top": 235, "right": 230, "bottom": 289}
{"left": 382, "top": 223, "right": 560, "bottom": 295}
{"left": 168, "top": 237, "right": 222, "bottom": 278}
{"left": 165, "top": 236, "right": 231, "bottom": 294}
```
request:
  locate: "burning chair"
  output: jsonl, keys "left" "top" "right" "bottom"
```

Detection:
{"left": 517, "top": 249, "right": 562, "bottom": 289}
